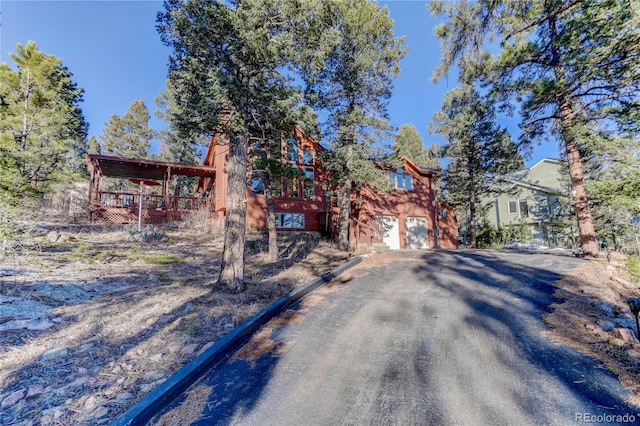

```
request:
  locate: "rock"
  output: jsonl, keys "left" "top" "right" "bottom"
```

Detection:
{"left": 172, "top": 317, "right": 184, "bottom": 327}
{"left": 84, "top": 395, "right": 102, "bottom": 411}
{"left": 168, "top": 344, "right": 182, "bottom": 354}
{"left": 159, "top": 314, "right": 174, "bottom": 323}
{"left": 183, "top": 302, "right": 195, "bottom": 314}
{"left": 86, "top": 405, "right": 109, "bottom": 420}
{"left": 180, "top": 343, "right": 198, "bottom": 356}
{"left": 610, "top": 338, "right": 626, "bottom": 347}
{"left": 41, "top": 346, "right": 69, "bottom": 361}
{"left": 613, "top": 327, "right": 639, "bottom": 344}
{"left": 597, "top": 319, "right": 616, "bottom": 332}
{"left": 198, "top": 341, "right": 216, "bottom": 355}
{"left": 47, "top": 231, "right": 60, "bottom": 243}
{"left": 149, "top": 353, "right": 164, "bottom": 362}
{"left": 116, "top": 392, "right": 133, "bottom": 401}
{"left": 627, "top": 349, "right": 640, "bottom": 360}
{"left": 613, "top": 317, "right": 636, "bottom": 328}
{"left": 79, "top": 343, "right": 95, "bottom": 352}
{"left": 1, "top": 388, "right": 25, "bottom": 408}
{"left": 595, "top": 301, "right": 614, "bottom": 316}
{"left": 143, "top": 372, "right": 165, "bottom": 381}
{"left": 26, "top": 385, "right": 45, "bottom": 398}
{"left": 77, "top": 367, "right": 88, "bottom": 375}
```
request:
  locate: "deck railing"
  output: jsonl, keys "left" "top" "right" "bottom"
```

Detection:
{"left": 94, "top": 191, "right": 213, "bottom": 212}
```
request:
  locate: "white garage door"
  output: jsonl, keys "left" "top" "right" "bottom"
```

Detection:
{"left": 405, "top": 216, "right": 429, "bottom": 249}
{"left": 378, "top": 215, "right": 400, "bottom": 250}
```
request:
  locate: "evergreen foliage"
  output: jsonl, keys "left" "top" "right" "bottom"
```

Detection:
{"left": 430, "top": 84, "right": 522, "bottom": 248}
{"left": 158, "top": 0, "right": 314, "bottom": 290}
{"left": 429, "top": 0, "right": 640, "bottom": 256}
{"left": 0, "top": 41, "right": 88, "bottom": 200}
{"left": 390, "top": 123, "right": 441, "bottom": 169}
{"left": 300, "top": 0, "right": 407, "bottom": 250}
{"left": 99, "top": 99, "right": 155, "bottom": 159}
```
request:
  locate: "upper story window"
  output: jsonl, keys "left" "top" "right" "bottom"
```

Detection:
{"left": 389, "top": 168, "right": 413, "bottom": 190}
{"left": 303, "top": 166, "right": 315, "bottom": 199}
{"left": 508, "top": 199, "right": 529, "bottom": 218}
{"left": 287, "top": 137, "right": 299, "bottom": 162}
{"left": 303, "top": 148, "right": 314, "bottom": 164}
{"left": 251, "top": 171, "right": 265, "bottom": 195}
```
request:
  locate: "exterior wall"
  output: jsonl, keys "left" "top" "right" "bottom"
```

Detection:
{"left": 353, "top": 163, "right": 457, "bottom": 249}
{"left": 436, "top": 202, "right": 459, "bottom": 249}
{"left": 484, "top": 158, "right": 569, "bottom": 244}
{"left": 246, "top": 193, "right": 326, "bottom": 232}
{"left": 527, "top": 159, "right": 565, "bottom": 189}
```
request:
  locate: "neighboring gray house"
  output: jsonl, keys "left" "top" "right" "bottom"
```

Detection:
{"left": 484, "top": 158, "right": 574, "bottom": 246}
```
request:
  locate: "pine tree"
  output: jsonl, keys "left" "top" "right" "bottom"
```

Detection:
{"left": 430, "top": 85, "right": 522, "bottom": 248}
{"left": 301, "top": 0, "right": 407, "bottom": 251}
{"left": 429, "top": 0, "right": 640, "bottom": 256}
{"left": 0, "top": 41, "right": 88, "bottom": 200}
{"left": 158, "top": 0, "right": 315, "bottom": 291}
{"left": 390, "top": 123, "right": 441, "bottom": 169}
{"left": 100, "top": 99, "right": 155, "bottom": 159}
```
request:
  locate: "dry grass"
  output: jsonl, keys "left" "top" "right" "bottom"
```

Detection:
{"left": 0, "top": 228, "right": 349, "bottom": 425}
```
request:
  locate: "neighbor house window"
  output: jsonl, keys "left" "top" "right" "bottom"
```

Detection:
{"left": 508, "top": 200, "right": 518, "bottom": 214}
{"left": 274, "top": 212, "right": 305, "bottom": 229}
{"left": 519, "top": 199, "right": 529, "bottom": 218}
{"left": 390, "top": 168, "right": 413, "bottom": 190}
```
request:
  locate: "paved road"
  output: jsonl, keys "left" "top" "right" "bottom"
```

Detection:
{"left": 154, "top": 250, "right": 637, "bottom": 425}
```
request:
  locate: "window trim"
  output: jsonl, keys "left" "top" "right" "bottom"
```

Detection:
{"left": 391, "top": 168, "right": 413, "bottom": 191}
{"left": 508, "top": 200, "right": 518, "bottom": 214}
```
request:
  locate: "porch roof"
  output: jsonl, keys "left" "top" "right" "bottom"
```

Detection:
{"left": 85, "top": 154, "right": 216, "bottom": 181}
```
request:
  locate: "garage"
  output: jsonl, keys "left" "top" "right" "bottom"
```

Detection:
{"left": 405, "top": 216, "right": 429, "bottom": 249}
{"left": 378, "top": 215, "right": 400, "bottom": 250}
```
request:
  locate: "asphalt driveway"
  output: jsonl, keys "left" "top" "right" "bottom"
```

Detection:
{"left": 153, "top": 250, "right": 638, "bottom": 425}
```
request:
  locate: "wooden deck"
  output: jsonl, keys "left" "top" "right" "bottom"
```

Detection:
{"left": 90, "top": 192, "right": 214, "bottom": 225}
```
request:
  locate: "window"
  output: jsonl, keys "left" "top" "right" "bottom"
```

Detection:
{"left": 274, "top": 212, "right": 305, "bottom": 229}
{"left": 303, "top": 167, "right": 315, "bottom": 199}
{"left": 519, "top": 199, "right": 529, "bottom": 218}
{"left": 286, "top": 177, "right": 299, "bottom": 198}
{"left": 390, "top": 168, "right": 413, "bottom": 190}
{"left": 303, "top": 148, "right": 314, "bottom": 164}
{"left": 271, "top": 176, "right": 283, "bottom": 197}
{"left": 287, "top": 137, "right": 299, "bottom": 162}
{"left": 508, "top": 199, "right": 528, "bottom": 217}
{"left": 440, "top": 208, "right": 447, "bottom": 218}
{"left": 251, "top": 171, "right": 265, "bottom": 195}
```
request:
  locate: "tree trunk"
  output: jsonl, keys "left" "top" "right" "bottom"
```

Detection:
{"left": 338, "top": 179, "right": 352, "bottom": 251}
{"left": 468, "top": 193, "right": 477, "bottom": 248}
{"left": 548, "top": 17, "right": 598, "bottom": 257}
{"left": 265, "top": 173, "right": 278, "bottom": 263}
{"left": 562, "top": 107, "right": 598, "bottom": 257}
{"left": 218, "top": 134, "right": 248, "bottom": 292}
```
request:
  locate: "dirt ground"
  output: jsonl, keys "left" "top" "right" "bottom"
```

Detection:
{"left": 0, "top": 226, "right": 351, "bottom": 425}
{"left": 1, "top": 225, "right": 639, "bottom": 425}
{"left": 542, "top": 251, "right": 640, "bottom": 407}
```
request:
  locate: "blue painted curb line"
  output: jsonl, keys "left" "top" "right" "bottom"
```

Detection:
{"left": 110, "top": 256, "right": 363, "bottom": 426}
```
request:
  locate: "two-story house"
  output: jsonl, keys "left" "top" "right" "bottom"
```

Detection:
{"left": 484, "top": 158, "right": 572, "bottom": 245}
{"left": 199, "top": 127, "right": 458, "bottom": 250}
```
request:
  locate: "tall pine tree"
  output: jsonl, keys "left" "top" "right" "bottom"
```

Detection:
{"left": 0, "top": 41, "right": 88, "bottom": 201}
{"left": 429, "top": 0, "right": 639, "bottom": 256}
{"left": 430, "top": 85, "right": 522, "bottom": 248}
{"left": 301, "top": 0, "right": 407, "bottom": 251}
{"left": 100, "top": 99, "right": 155, "bottom": 159}
{"left": 158, "top": 0, "right": 314, "bottom": 291}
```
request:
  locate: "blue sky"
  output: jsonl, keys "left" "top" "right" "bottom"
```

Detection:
{"left": 2, "top": 0, "right": 559, "bottom": 166}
